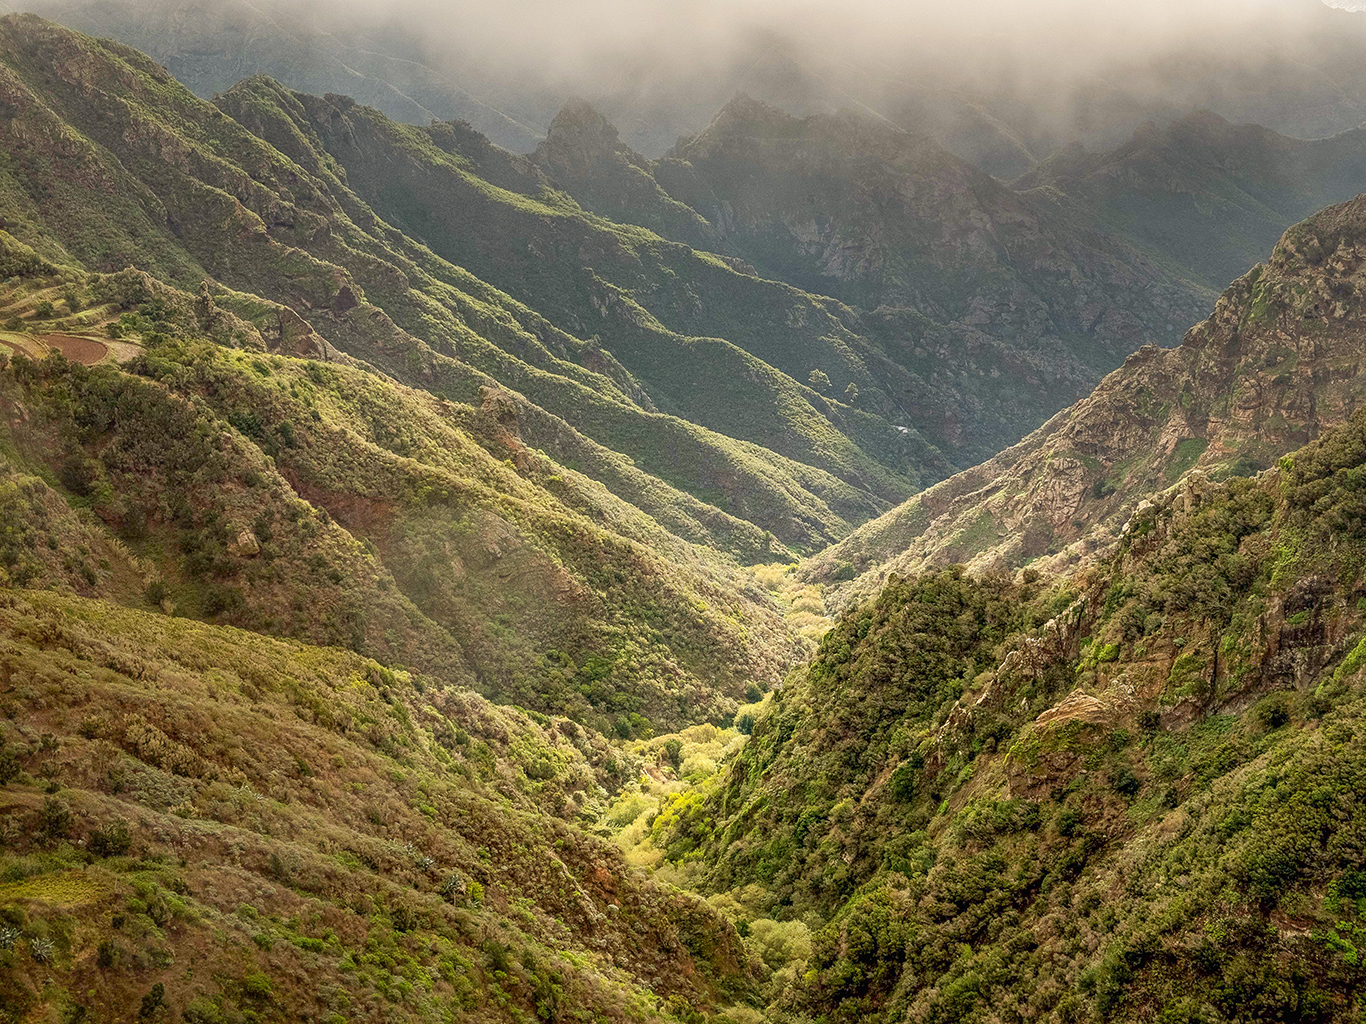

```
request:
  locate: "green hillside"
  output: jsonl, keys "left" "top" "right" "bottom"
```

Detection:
{"left": 0, "top": 13, "right": 946, "bottom": 556}
{"left": 0, "top": 589, "right": 751, "bottom": 1023}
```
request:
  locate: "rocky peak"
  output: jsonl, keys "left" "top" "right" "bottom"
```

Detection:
{"left": 674, "top": 92, "right": 797, "bottom": 158}
{"left": 537, "top": 97, "right": 622, "bottom": 174}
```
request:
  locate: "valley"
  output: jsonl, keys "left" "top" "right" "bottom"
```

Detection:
{"left": 1, "top": 6, "right": 1366, "bottom": 1024}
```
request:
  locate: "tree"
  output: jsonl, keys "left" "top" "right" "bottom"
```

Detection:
{"left": 844, "top": 382, "right": 859, "bottom": 404}
{"left": 808, "top": 369, "right": 831, "bottom": 392}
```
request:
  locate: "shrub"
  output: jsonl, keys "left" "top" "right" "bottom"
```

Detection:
{"left": 89, "top": 818, "right": 132, "bottom": 857}
{"left": 1255, "top": 692, "right": 1292, "bottom": 730}
{"left": 139, "top": 983, "right": 165, "bottom": 1018}
{"left": 1111, "top": 769, "right": 1141, "bottom": 799}
{"left": 0, "top": 738, "right": 19, "bottom": 785}
{"left": 39, "top": 796, "right": 72, "bottom": 840}
{"left": 241, "top": 972, "right": 273, "bottom": 1000}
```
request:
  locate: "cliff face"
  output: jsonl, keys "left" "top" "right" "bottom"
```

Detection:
{"left": 806, "top": 191, "right": 1366, "bottom": 608}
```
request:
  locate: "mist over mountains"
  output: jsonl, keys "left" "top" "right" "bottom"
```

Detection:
{"left": 17, "top": 0, "right": 1366, "bottom": 161}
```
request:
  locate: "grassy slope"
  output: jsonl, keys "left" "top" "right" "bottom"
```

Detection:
{"left": 0, "top": 15, "right": 952, "bottom": 556}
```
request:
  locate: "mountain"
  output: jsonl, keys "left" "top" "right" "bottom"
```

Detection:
{"left": 805, "top": 190, "right": 1366, "bottom": 609}
{"left": 530, "top": 98, "right": 720, "bottom": 251}
{"left": 0, "top": 11, "right": 955, "bottom": 559}
{"left": 9, "top": 11, "right": 1366, "bottom": 1024}
{"left": 1017, "top": 111, "right": 1366, "bottom": 292}
{"left": 534, "top": 95, "right": 1226, "bottom": 466}
{"left": 0, "top": 13, "right": 858, "bottom": 737}
{"left": 20, "top": 7, "right": 1366, "bottom": 479}
{"left": 656, "top": 96, "right": 1207, "bottom": 352}
{"left": 629, "top": 191, "right": 1366, "bottom": 1012}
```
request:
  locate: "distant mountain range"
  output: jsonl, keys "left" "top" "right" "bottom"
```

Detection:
{"left": 16, "top": 0, "right": 1366, "bottom": 168}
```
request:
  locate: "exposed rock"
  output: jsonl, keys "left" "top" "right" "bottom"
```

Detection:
{"left": 194, "top": 279, "right": 216, "bottom": 326}
{"left": 229, "top": 529, "right": 260, "bottom": 557}
{"left": 270, "top": 305, "right": 329, "bottom": 359}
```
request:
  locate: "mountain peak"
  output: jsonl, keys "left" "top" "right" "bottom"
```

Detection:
{"left": 707, "top": 91, "right": 792, "bottom": 132}
{"left": 546, "top": 96, "right": 616, "bottom": 143}
{"left": 536, "top": 97, "right": 626, "bottom": 173}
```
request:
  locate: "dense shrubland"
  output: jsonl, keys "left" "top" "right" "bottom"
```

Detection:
{"left": 627, "top": 411, "right": 1366, "bottom": 1023}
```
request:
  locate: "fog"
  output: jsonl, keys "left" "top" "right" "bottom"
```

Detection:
{"left": 340, "top": 0, "right": 1355, "bottom": 91}
{"left": 324, "top": 0, "right": 1366, "bottom": 153}
{"left": 19, "top": 0, "right": 1366, "bottom": 157}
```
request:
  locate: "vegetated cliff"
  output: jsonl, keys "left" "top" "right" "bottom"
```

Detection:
{"left": 651, "top": 402, "right": 1366, "bottom": 1022}
{"left": 806, "top": 190, "right": 1366, "bottom": 610}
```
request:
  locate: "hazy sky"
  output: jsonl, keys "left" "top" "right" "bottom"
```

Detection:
{"left": 341, "top": 0, "right": 1358, "bottom": 84}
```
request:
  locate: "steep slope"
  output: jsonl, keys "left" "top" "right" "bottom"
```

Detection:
{"left": 806, "top": 190, "right": 1366, "bottom": 608}
{"left": 1017, "top": 111, "right": 1366, "bottom": 292}
{"left": 0, "top": 13, "right": 948, "bottom": 553}
{"left": 0, "top": 588, "right": 752, "bottom": 1023}
{"left": 649, "top": 407, "right": 1366, "bottom": 1022}
{"left": 0, "top": 255, "right": 808, "bottom": 732}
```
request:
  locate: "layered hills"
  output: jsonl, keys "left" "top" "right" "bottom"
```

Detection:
{"left": 0, "top": 12, "right": 945, "bottom": 556}
{"left": 1017, "top": 111, "right": 1366, "bottom": 292}
{"left": 6, "top": 10, "right": 1366, "bottom": 1024}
